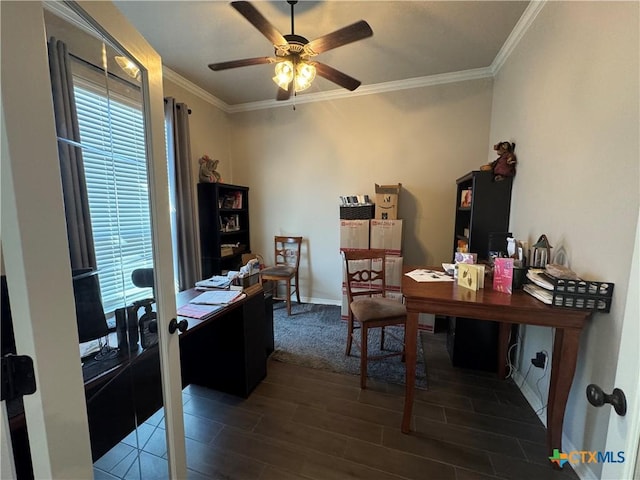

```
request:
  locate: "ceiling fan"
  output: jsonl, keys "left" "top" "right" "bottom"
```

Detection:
{"left": 208, "top": 1, "right": 373, "bottom": 101}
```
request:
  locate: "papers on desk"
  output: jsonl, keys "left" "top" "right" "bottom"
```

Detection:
{"left": 195, "top": 274, "right": 233, "bottom": 289}
{"left": 178, "top": 289, "right": 246, "bottom": 319}
{"left": 523, "top": 284, "right": 552, "bottom": 304}
{"left": 526, "top": 269, "right": 555, "bottom": 290}
{"left": 405, "top": 269, "right": 454, "bottom": 282}
{"left": 190, "top": 289, "right": 245, "bottom": 305}
{"left": 177, "top": 303, "right": 223, "bottom": 319}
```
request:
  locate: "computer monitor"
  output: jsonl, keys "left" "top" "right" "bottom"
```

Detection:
{"left": 72, "top": 269, "right": 109, "bottom": 344}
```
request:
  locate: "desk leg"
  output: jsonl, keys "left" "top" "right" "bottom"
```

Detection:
{"left": 498, "top": 322, "right": 511, "bottom": 379}
{"left": 546, "top": 327, "right": 581, "bottom": 460}
{"left": 402, "top": 311, "right": 418, "bottom": 433}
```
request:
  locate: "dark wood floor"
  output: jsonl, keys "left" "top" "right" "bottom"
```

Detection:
{"left": 94, "top": 331, "right": 579, "bottom": 480}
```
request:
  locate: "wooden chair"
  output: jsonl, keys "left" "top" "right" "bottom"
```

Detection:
{"left": 260, "top": 236, "right": 302, "bottom": 316}
{"left": 343, "top": 249, "right": 407, "bottom": 389}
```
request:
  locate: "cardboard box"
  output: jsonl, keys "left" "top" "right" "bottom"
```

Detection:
{"left": 375, "top": 183, "right": 401, "bottom": 220}
{"left": 419, "top": 313, "right": 436, "bottom": 333}
{"left": 371, "top": 256, "right": 403, "bottom": 289}
{"left": 339, "top": 220, "right": 370, "bottom": 250}
{"left": 370, "top": 219, "right": 403, "bottom": 255}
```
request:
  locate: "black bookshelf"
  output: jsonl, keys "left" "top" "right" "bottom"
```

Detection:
{"left": 448, "top": 170, "right": 513, "bottom": 371}
{"left": 197, "top": 183, "right": 250, "bottom": 277}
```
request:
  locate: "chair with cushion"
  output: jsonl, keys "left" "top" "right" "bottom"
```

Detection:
{"left": 260, "top": 236, "right": 302, "bottom": 316}
{"left": 343, "top": 248, "right": 407, "bottom": 389}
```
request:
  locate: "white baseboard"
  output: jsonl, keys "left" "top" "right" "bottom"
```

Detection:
{"left": 511, "top": 369, "right": 547, "bottom": 426}
{"left": 289, "top": 297, "right": 341, "bottom": 306}
{"left": 511, "top": 370, "right": 598, "bottom": 480}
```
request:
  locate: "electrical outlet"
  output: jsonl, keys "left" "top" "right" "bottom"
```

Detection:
{"left": 531, "top": 351, "right": 546, "bottom": 369}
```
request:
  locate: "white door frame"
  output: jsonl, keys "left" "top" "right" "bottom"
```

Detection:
{"left": 601, "top": 210, "right": 640, "bottom": 480}
{"left": 0, "top": 1, "right": 186, "bottom": 477}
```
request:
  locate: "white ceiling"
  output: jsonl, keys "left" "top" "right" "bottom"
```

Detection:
{"left": 113, "top": 1, "right": 530, "bottom": 108}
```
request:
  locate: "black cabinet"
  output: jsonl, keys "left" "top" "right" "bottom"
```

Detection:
{"left": 448, "top": 171, "right": 513, "bottom": 372}
{"left": 179, "top": 292, "right": 267, "bottom": 398}
{"left": 452, "top": 171, "right": 513, "bottom": 261}
{"left": 197, "top": 183, "right": 250, "bottom": 277}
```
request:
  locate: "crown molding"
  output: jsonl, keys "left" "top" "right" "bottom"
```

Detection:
{"left": 227, "top": 67, "right": 494, "bottom": 113}
{"left": 491, "top": 0, "right": 547, "bottom": 75}
{"left": 162, "top": 67, "right": 230, "bottom": 112}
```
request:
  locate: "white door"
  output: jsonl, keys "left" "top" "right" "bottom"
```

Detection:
{"left": 600, "top": 210, "right": 640, "bottom": 480}
{"left": 1, "top": 1, "right": 186, "bottom": 478}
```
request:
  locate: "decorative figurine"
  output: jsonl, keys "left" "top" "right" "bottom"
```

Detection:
{"left": 198, "top": 155, "right": 221, "bottom": 183}
{"left": 481, "top": 141, "right": 517, "bottom": 181}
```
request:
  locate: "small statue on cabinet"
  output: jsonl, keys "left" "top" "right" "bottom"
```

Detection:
{"left": 481, "top": 141, "right": 517, "bottom": 181}
{"left": 198, "top": 155, "right": 221, "bottom": 183}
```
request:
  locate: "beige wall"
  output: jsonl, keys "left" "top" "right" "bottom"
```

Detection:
{"left": 490, "top": 2, "right": 639, "bottom": 477}
{"left": 163, "top": 79, "right": 232, "bottom": 185}
{"left": 229, "top": 78, "right": 494, "bottom": 303}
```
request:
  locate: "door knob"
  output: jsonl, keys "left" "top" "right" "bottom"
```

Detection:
{"left": 168, "top": 318, "right": 188, "bottom": 334}
{"left": 586, "top": 384, "right": 627, "bottom": 416}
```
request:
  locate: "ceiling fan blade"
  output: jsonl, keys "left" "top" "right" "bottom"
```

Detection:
{"left": 208, "top": 57, "right": 274, "bottom": 71}
{"left": 231, "top": 1, "right": 287, "bottom": 47}
{"left": 276, "top": 82, "right": 293, "bottom": 101}
{"left": 305, "top": 20, "right": 373, "bottom": 55}
{"left": 314, "top": 62, "right": 362, "bottom": 91}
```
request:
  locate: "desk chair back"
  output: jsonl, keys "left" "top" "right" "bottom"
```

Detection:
{"left": 260, "top": 236, "right": 303, "bottom": 316}
{"left": 343, "top": 249, "right": 407, "bottom": 388}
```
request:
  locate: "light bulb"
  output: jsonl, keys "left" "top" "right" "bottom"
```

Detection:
{"left": 273, "top": 60, "right": 294, "bottom": 90}
{"left": 294, "top": 62, "right": 316, "bottom": 92}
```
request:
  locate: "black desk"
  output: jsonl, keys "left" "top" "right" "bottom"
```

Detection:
{"left": 9, "top": 284, "right": 270, "bottom": 472}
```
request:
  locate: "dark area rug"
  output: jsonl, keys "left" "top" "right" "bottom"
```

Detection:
{"left": 271, "top": 302, "right": 428, "bottom": 389}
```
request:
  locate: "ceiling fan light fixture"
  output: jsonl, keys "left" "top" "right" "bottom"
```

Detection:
{"left": 272, "top": 59, "right": 316, "bottom": 93}
{"left": 273, "top": 60, "right": 294, "bottom": 90}
{"left": 294, "top": 61, "right": 316, "bottom": 92}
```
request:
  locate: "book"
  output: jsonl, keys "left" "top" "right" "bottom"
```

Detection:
{"left": 457, "top": 264, "right": 485, "bottom": 290}
{"left": 493, "top": 258, "right": 514, "bottom": 294}
{"left": 460, "top": 189, "right": 472, "bottom": 208}
{"left": 232, "top": 191, "right": 243, "bottom": 209}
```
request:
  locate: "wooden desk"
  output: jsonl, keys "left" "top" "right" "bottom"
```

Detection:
{"left": 401, "top": 266, "right": 592, "bottom": 461}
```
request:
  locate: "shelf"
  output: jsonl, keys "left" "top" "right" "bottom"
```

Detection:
{"left": 198, "top": 183, "right": 251, "bottom": 277}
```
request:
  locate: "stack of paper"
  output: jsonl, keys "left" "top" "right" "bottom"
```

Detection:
{"left": 195, "top": 275, "right": 232, "bottom": 289}
{"left": 405, "top": 269, "right": 454, "bottom": 282}
{"left": 177, "top": 303, "right": 222, "bottom": 320}
{"left": 523, "top": 284, "right": 552, "bottom": 304}
{"left": 526, "top": 269, "right": 555, "bottom": 290}
{"left": 190, "top": 290, "right": 245, "bottom": 305}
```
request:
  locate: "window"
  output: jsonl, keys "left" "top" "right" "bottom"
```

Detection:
{"left": 73, "top": 80, "right": 153, "bottom": 316}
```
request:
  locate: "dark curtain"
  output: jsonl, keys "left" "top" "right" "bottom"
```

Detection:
{"left": 47, "top": 37, "right": 97, "bottom": 270}
{"left": 165, "top": 97, "right": 200, "bottom": 289}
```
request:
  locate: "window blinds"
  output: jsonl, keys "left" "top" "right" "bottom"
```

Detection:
{"left": 73, "top": 84, "right": 153, "bottom": 314}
